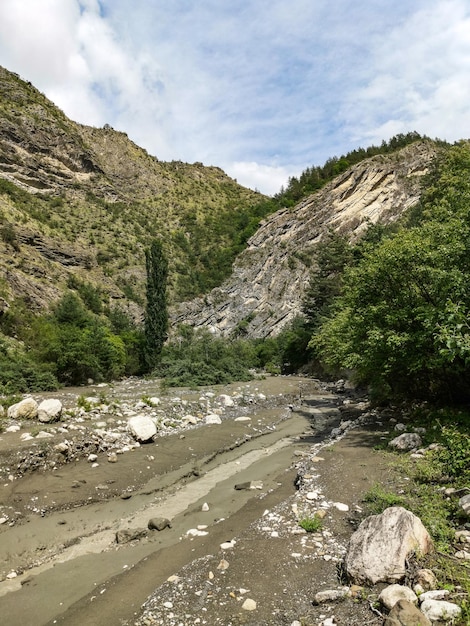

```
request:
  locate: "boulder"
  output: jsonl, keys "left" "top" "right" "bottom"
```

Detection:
{"left": 388, "top": 433, "right": 422, "bottom": 451}
{"left": 127, "top": 415, "right": 157, "bottom": 442}
{"left": 384, "top": 599, "right": 431, "bottom": 626}
{"left": 115, "top": 528, "right": 148, "bottom": 543}
{"left": 344, "top": 507, "right": 433, "bottom": 584}
{"left": 37, "top": 398, "right": 62, "bottom": 423}
{"left": 413, "top": 568, "right": 437, "bottom": 591}
{"left": 205, "top": 414, "right": 222, "bottom": 425}
{"left": 217, "top": 394, "right": 235, "bottom": 407}
{"left": 420, "top": 599, "right": 461, "bottom": 622}
{"left": 379, "top": 584, "right": 418, "bottom": 610}
{"left": 8, "top": 397, "right": 38, "bottom": 420}
{"left": 459, "top": 493, "right": 470, "bottom": 517}
{"left": 147, "top": 517, "right": 171, "bottom": 531}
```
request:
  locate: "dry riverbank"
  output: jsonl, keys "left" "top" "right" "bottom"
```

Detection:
{"left": 0, "top": 376, "right": 397, "bottom": 625}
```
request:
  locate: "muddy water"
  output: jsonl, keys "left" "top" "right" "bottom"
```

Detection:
{"left": 0, "top": 377, "right": 340, "bottom": 625}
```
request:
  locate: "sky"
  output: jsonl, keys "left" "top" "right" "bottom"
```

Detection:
{"left": 0, "top": 1, "right": 470, "bottom": 195}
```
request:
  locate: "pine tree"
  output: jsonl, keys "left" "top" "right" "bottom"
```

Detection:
{"left": 144, "top": 240, "right": 168, "bottom": 371}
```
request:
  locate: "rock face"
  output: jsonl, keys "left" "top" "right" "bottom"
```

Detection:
{"left": 344, "top": 507, "right": 433, "bottom": 584}
{"left": 174, "top": 142, "right": 436, "bottom": 337}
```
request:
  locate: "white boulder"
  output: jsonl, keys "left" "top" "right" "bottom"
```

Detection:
{"left": 379, "top": 584, "right": 418, "bottom": 610}
{"left": 344, "top": 507, "right": 433, "bottom": 584}
{"left": 127, "top": 415, "right": 157, "bottom": 442}
{"left": 388, "top": 432, "right": 422, "bottom": 451}
{"left": 38, "top": 399, "right": 63, "bottom": 423}
{"left": 8, "top": 397, "right": 38, "bottom": 420}
{"left": 205, "top": 414, "right": 222, "bottom": 425}
{"left": 420, "top": 599, "right": 461, "bottom": 622}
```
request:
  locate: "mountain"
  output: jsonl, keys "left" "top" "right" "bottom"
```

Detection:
{"left": 0, "top": 66, "right": 440, "bottom": 342}
{"left": 0, "top": 65, "right": 267, "bottom": 317}
{"left": 173, "top": 141, "right": 437, "bottom": 337}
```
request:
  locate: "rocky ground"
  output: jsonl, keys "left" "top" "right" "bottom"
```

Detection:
{"left": 0, "top": 376, "right": 466, "bottom": 625}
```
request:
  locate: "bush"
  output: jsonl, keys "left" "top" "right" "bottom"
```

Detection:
{"left": 156, "top": 326, "right": 256, "bottom": 387}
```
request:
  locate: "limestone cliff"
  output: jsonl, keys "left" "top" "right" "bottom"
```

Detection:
{"left": 173, "top": 142, "right": 437, "bottom": 337}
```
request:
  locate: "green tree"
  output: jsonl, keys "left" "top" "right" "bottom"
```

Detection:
{"left": 312, "top": 143, "right": 470, "bottom": 401}
{"left": 144, "top": 240, "right": 168, "bottom": 371}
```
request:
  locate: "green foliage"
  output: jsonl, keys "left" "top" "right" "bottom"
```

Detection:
{"left": 275, "top": 132, "right": 429, "bottom": 207}
{"left": 312, "top": 142, "right": 470, "bottom": 401}
{"left": 298, "top": 516, "right": 323, "bottom": 533}
{"left": 156, "top": 325, "right": 256, "bottom": 387}
{"left": 25, "top": 292, "right": 135, "bottom": 385}
{"left": 0, "top": 339, "right": 58, "bottom": 394}
{"left": 0, "top": 222, "right": 20, "bottom": 250}
{"left": 144, "top": 240, "right": 168, "bottom": 371}
{"left": 302, "top": 231, "right": 354, "bottom": 330}
{"left": 363, "top": 484, "right": 407, "bottom": 515}
{"left": 67, "top": 276, "right": 103, "bottom": 314}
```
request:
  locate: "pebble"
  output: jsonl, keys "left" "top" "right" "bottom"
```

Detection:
{"left": 241, "top": 598, "right": 257, "bottom": 611}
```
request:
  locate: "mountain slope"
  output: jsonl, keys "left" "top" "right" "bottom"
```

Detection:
{"left": 173, "top": 141, "right": 438, "bottom": 337}
{"left": 0, "top": 66, "right": 267, "bottom": 314}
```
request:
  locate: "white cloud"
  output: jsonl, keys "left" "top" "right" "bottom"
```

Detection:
{"left": 1, "top": 0, "right": 470, "bottom": 194}
{"left": 225, "top": 161, "right": 296, "bottom": 196}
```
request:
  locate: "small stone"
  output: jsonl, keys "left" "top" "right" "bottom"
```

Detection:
{"left": 115, "top": 528, "right": 148, "bottom": 543}
{"left": 306, "top": 491, "right": 319, "bottom": 500}
{"left": 379, "top": 584, "right": 418, "bottom": 610}
{"left": 420, "top": 599, "right": 461, "bottom": 622}
{"left": 186, "top": 528, "right": 208, "bottom": 536}
{"left": 163, "top": 601, "right": 173, "bottom": 609}
{"left": 107, "top": 453, "right": 118, "bottom": 463}
{"left": 201, "top": 502, "right": 210, "bottom": 511}
{"left": 6, "top": 571, "right": 17, "bottom": 579}
{"left": 148, "top": 517, "right": 171, "bottom": 531}
{"left": 241, "top": 598, "right": 256, "bottom": 611}
{"left": 414, "top": 568, "right": 437, "bottom": 591}
{"left": 205, "top": 414, "right": 222, "bottom": 425}
{"left": 455, "top": 549, "right": 470, "bottom": 560}
{"left": 88, "top": 454, "right": 98, "bottom": 462}
{"left": 234, "top": 480, "right": 263, "bottom": 490}
{"left": 220, "top": 540, "right": 236, "bottom": 550}
{"left": 333, "top": 502, "right": 349, "bottom": 512}
{"left": 419, "top": 590, "right": 450, "bottom": 602}
{"left": 5, "top": 425, "right": 20, "bottom": 433}
{"left": 313, "top": 589, "right": 349, "bottom": 604}
{"left": 217, "top": 559, "right": 229, "bottom": 570}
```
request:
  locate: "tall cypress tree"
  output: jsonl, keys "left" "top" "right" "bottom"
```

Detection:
{"left": 144, "top": 240, "right": 168, "bottom": 372}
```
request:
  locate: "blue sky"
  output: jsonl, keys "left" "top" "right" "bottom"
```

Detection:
{"left": 1, "top": 0, "right": 470, "bottom": 195}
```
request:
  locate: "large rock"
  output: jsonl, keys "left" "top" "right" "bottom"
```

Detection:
{"left": 37, "top": 398, "right": 63, "bottom": 423}
{"left": 420, "top": 599, "right": 461, "bottom": 622}
{"left": 379, "top": 584, "right": 417, "bottom": 610}
{"left": 127, "top": 415, "right": 157, "bottom": 442}
{"left": 384, "top": 599, "right": 431, "bottom": 626}
{"left": 344, "top": 507, "right": 433, "bottom": 584}
{"left": 8, "top": 397, "right": 38, "bottom": 420}
{"left": 388, "top": 433, "right": 422, "bottom": 451}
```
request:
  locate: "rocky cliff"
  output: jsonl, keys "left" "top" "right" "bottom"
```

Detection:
{"left": 173, "top": 141, "right": 437, "bottom": 337}
{"left": 0, "top": 66, "right": 265, "bottom": 312}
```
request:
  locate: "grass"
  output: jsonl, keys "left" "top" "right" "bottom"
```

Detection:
{"left": 299, "top": 515, "right": 323, "bottom": 533}
{"left": 361, "top": 408, "right": 470, "bottom": 623}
